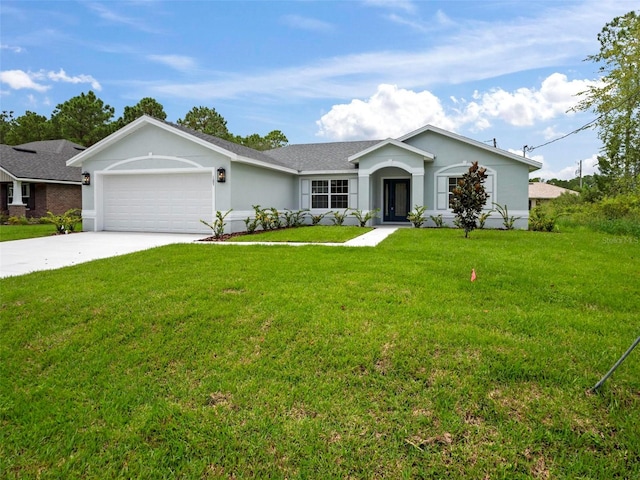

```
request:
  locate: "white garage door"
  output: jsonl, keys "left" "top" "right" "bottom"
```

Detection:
{"left": 102, "top": 172, "right": 213, "bottom": 233}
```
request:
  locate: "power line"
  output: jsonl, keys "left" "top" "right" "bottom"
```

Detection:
{"left": 524, "top": 86, "right": 640, "bottom": 155}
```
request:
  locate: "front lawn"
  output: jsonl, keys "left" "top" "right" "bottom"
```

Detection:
{"left": 228, "top": 225, "right": 372, "bottom": 243}
{"left": 0, "top": 224, "right": 58, "bottom": 242}
{"left": 1, "top": 228, "right": 638, "bottom": 478}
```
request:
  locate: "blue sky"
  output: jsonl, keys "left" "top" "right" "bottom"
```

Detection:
{"left": 1, "top": 0, "right": 636, "bottom": 179}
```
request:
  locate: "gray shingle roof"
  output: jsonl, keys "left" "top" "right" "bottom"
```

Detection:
{"left": 167, "top": 122, "right": 294, "bottom": 170}
{"left": 0, "top": 140, "right": 84, "bottom": 182}
{"left": 265, "top": 140, "right": 381, "bottom": 171}
{"left": 168, "top": 120, "right": 380, "bottom": 172}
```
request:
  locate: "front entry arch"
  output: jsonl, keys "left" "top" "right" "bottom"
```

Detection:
{"left": 383, "top": 178, "right": 410, "bottom": 222}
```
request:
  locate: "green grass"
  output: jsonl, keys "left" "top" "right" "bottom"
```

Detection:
{"left": 0, "top": 223, "right": 58, "bottom": 242}
{"left": 229, "top": 225, "right": 372, "bottom": 243}
{"left": 1, "top": 228, "right": 639, "bottom": 478}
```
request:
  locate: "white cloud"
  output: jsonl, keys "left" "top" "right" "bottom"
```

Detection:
{"left": 316, "top": 73, "right": 597, "bottom": 140}
{"left": 0, "top": 68, "right": 101, "bottom": 93}
{"left": 542, "top": 126, "right": 563, "bottom": 140}
{"left": 86, "top": 3, "right": 161, "bottom": 34}
{"left": 46, "top": 68, "right": 102, "bottom": 90}
{"left": 147, "top": 54, "right": 197, "bottom": 72}
{"left": 1, "top": 44, "right": 24, "bottom": 53}
{"left": 281, "top": 14, "right": 333, "bottom": 32}
{"left": 528, "top": 153, "right": 600, "bottom": 180}
{"left": 316, "top": 84, "right": 456, "bottom": 140}
{"left": 454, "top": 74, "right": 600, "bottom": 130}
{"left": 0, "top": 70, "right": 50, "bottom": 92}
{"left": 362, "top": 0, "right": 417, "bottom": 14}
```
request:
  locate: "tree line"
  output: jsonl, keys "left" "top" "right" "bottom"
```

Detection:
{"left": 0, "top": 92, "right": 288, "bottom": 151}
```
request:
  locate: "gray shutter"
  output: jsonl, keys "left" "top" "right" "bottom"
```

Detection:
{"left": 436, "top": 176, "right": 448, "bottom": 210}
{"left": 301, "top": 179, "right": 310, "bottom": 209}
{"left": 348, "top": 178, "right": 358, "bottom": 209}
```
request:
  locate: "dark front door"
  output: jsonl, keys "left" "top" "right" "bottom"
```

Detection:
{"left": 383, "top": 179, "right": 410, "bottom": 222}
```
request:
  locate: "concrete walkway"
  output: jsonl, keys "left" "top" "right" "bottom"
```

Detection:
{"left": 219, "top": 226, "right": 398, "bottom": 248}
{"left": 0, "top": 227, "right": 398, "bottom": 279}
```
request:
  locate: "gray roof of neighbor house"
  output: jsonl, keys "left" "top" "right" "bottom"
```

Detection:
{"left": 265, "top": 140, "right": 381, "bottom": 171}
{"left": 0, "top": 140, "right": 85, "bottom": 183}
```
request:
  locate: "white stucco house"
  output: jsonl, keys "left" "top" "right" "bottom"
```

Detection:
{"left": 67, "top": 115, "right": 541, "bottom": 234}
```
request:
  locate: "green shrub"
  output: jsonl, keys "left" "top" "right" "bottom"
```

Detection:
{"left": 283, "top": 209, "right": 307, "bottom": 228}
{"left": 407, "top": 205, "right": 427, "bottom": 228}
{"left": 310, "top": 212, "right": 328, "bottom": 226}
{"left": 201, "top": 210, "right": 232, "bottom": 239}
{"left": 430, "top": 214, "right": 444, "bottom": 228}
{"left": 351, "top": 208, "right": 379, "bottom": 227}
{"left": 43, "top": 209, "right": 82, "bottom": 234}
{"left": 330, "top": 209, "right": 349, "bottom": 226}
{"left": 478, "top": 210, "right": 493, "bottom": 229}
{"left": 493, "top": 203, "right": 520, "bottom": 230}
{"left": 8, "top": 215, "right": 30, "bottom": 225}
{"left": 528, "top": 207, "right": 557, "bottom": 232}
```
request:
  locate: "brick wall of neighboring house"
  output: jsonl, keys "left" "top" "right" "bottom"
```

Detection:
{"left": 30, "top": 183, "right": 47, "bottom": 217}
{"left": 0, "top": 184, "right": 7, "bottom": 216}
{"left": 43, "top": 184, "right": 82, "bottom": 217}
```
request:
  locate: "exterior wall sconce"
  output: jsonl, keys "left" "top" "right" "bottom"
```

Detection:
{"left": 217, "top": 167, "right": 226, "bottom": 183}
{"left": 82, "top": 171, "right": 91, "bottom": 186}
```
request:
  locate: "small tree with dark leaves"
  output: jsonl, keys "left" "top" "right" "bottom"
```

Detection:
{"left": 449, "top": 162, "right": 489, "bottom": 238}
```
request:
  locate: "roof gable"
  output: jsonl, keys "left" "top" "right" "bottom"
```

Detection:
{"left": 398, "top": 124, "right": 542, "bottom": 171}
{"left": 347, "top": 138, "right": 435, "bottom": 163}
{"left": 67, "top": 116, "right": 296, "bottom": 173}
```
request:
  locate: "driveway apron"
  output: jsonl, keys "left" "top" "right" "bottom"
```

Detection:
{"left": 0, "top": 232, "right": 205, "bottom": 278}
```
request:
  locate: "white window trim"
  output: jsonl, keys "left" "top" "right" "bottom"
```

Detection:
{"left": 301, "top": 177, "right": 357, "bottom": 211}
{"left": 434, "top": 163, "right": 496, "bottom": 211}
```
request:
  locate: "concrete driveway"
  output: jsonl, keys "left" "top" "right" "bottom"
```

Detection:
{"left": 0, "top": 232, "right": 205, "bottom": 278}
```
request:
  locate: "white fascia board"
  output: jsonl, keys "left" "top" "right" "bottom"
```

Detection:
{"left": 67, "top": 115, "right": 239, "bottom": 167}
{"left": 299, "top": 170, "right": 357, "bottom": 175}
{"left": 19, "top": 179, "right": 81, "bottom": 185}
{"left": 0, "top": 167, "right": 17, "bottom": 181}
{"left": 347, "top": 138, "right": 435, "bottom": 163}
{"left": 397, "top": 124, "right": 542, "bottom": 171}
{"left": 235, "top": 155, "right": 298, "bottom": 174}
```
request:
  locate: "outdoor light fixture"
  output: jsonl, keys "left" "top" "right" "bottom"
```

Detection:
{"left": 82, "top": 171, "right": 91, "bottom": 186}
{"left": 217, "top": 167, "right": 226, "bottom": 183}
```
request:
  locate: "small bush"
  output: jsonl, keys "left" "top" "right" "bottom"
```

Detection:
{"left": 478, "top": 210, "right": 493, "bottom": 229}
{"left": 310, "top": 212, "right": 329, "bottom": 226}
{"left": 351, "top": 208, "right": 379, "bottom": 227}
{"left": 430, "top": 214, "right": 444, "bottom": 228}
{"left": 283, "top": 209, "right": 307, "bottom": 228}
{"left": 407, "top": 205, "right": 427, "bottom": 228}
{"left": 330, "top": 209, "right": 349, "bottom": 226}
{"left": 493, "top": 203, "right": 520, "bottom": 230}
{"left": 8, "top": 215, "right": 30, "bottom": 225}
{"left": 201, "top": 210, "right": 232, "bottom": 239}
{"left": 43, "top": 209, "right": 82, "bottom": 234}
{"left": 528, "top": 207, "right": 557, "bottom": 232}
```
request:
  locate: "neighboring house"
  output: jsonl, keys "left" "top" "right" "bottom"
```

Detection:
{"left": 1, "top": 140, "right": 85, "bottom": 218}
{"left": 528, "top": 182, "right": 579, "bottom": 209}
{"left": 67, "top": 115, "right": 542, "bottom": 234}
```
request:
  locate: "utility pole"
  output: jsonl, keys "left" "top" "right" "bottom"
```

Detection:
{"left": 575, "top": 160, "right": 583, "bottom": 188}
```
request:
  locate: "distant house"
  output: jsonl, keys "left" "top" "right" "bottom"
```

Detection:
{"left": 1, "top": 140, "right": 85, "bottom": 218}
{"left": 67, "top": 115, "right": 542, "bottom": 234}
{"left": 528, "top": 182, "right": 579, "bottom": 209}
